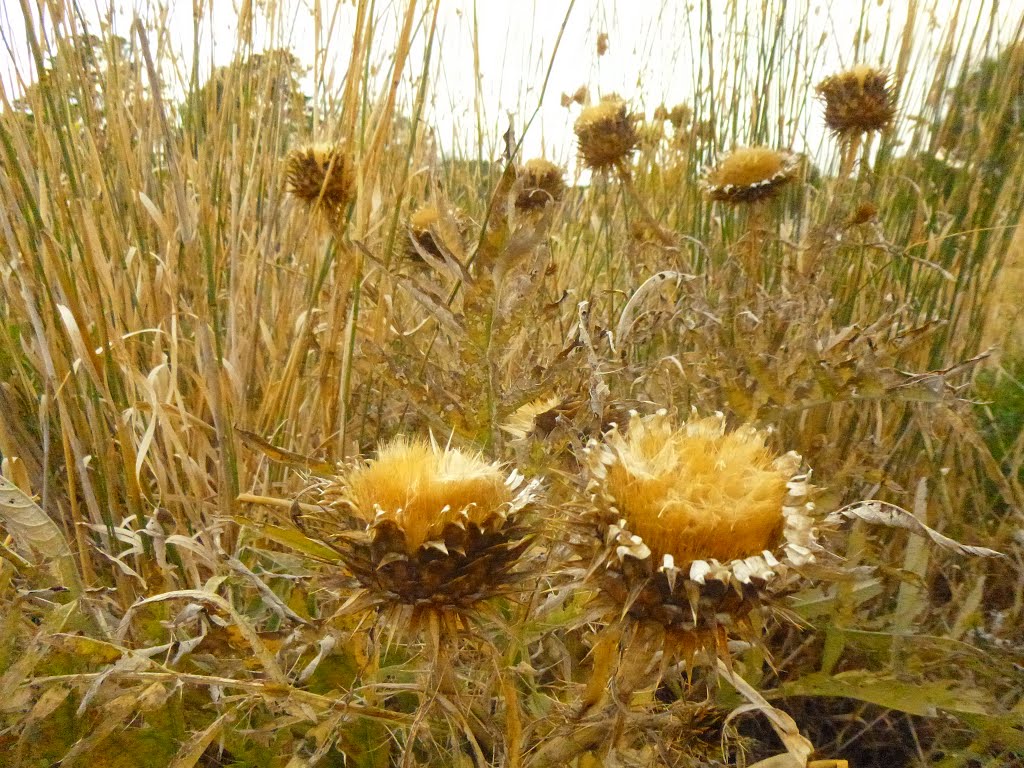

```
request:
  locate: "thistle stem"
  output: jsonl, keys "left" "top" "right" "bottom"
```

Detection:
{"left": 838, "top": 132, "right": 863, "bottom": 181}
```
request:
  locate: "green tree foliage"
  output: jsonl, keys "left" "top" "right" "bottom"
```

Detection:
{"left": 938, "top": 42, "right": 1024, "bottom": 182}
{"left": 182, "top": 48, "right": 311, "bottom": 153}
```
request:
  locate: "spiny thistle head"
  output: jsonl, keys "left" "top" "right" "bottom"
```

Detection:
{"left": 500, "top": 395, "right": 564, "bottom": 441}
{"left": 307, "top": 438, "right": 538, "bottom": 611}
{"left": 285, "top": 142, "right": 356, "bottom": 213}
{"left": 701, "top": 146, "right": 800, "bottom": 204}
{"left": 515, "top": 158, "right": 566, "bottom": 211}
{"left": 406, "top": 204, "right": 470, "bottom": 262}
{"left": 574, "top": 97, "right": 639, "bottom": 171}
{"left": 583, "top": 410, "right": 818, "bottom": 644}
{"left": 816, "top": 65, "right": 897, "bottom": 135}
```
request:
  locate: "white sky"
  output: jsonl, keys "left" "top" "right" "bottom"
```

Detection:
{"left": 2, "top": 1, "right": 1023, "bottom": 173}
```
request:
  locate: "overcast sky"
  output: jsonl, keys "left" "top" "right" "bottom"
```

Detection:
{"left": 3, "top": 1, "right": 1022, "bottom": 173}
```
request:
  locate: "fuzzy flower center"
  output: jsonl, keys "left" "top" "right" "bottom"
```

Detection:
{"left": 602, "top": 414, "right": 796, "bottom": 565}
{"left": 343, "top": 439, "right": 511, "bottom": 553}
{"left": 705, "top": 147, "right": 791, "bottom": 189}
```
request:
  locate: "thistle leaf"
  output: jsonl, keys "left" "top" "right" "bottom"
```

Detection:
{"left": 826, "top": 500, "right": 1005, "bottom": 558}
{"left": 0, "top": 476, "right": 81, "bottom": 592}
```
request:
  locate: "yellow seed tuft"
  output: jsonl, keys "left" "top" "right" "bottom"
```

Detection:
{"left": 816, "top": 65, "right": 897, "bottom": 135}
{"left": 343, "top": 438, "right": 511, "bottom": 553}
{"left": 701, "top": 146, "right": 799, "bottom": 204}
{"left": 500, "top": 395, "right": 563, "bottom": 440}
{"left": 409, "top": 204, "right": 441, "bottom": 232}
{"left": 598, "top": 412, "right": 796, "bottom": 565}
{"left": 574, "top": 98, "right": 638, "bottom": 171}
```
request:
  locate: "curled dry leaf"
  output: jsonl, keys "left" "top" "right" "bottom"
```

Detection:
{"left": 0, "top": 476, "right": 71, "bottom": 559}
{"left": 614, "top": 270, "right": 695, "bottom": 346}
{"left": 0, "top": 476, "right": 82, "bottom": 592}
{"left": 719, "top": 658, "right": 814, "bottom": 765}
{"left": 825, "top": 501, "right": 1005, "bottom": 558}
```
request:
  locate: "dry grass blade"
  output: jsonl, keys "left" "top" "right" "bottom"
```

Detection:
{"left": 719, "top": 658, "right": 814, "bottom": 765}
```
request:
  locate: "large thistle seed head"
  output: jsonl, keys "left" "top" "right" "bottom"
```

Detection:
{"left": 574, "top": 97, "right": 639, "bottom": 171}
{"left": 583, "top": 410, "right": 819, "bottom": 644}
{"left": 285, "top": 142, "right": 356, "bottom": 213}
{"left": 311, "top": 438, "right": 539, "bottom": 610}
{"left": 816, "top": 65, "right": 897, "bottom": 136}
{"left": 515, "top": 158, "right": 566, "bottom": 211}
{"left": 701, "top": 146, "right": 800, "bottom": 204}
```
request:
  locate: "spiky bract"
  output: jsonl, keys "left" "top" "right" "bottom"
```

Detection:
{"left": 306, "top": 438, "right": 539, "bottom": 612}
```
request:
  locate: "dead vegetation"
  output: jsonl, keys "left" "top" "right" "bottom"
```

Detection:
{"left": 0, "top": 2, "right": 1022, "bottom": 766}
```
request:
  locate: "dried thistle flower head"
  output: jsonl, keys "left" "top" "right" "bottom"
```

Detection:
{"left": 847, "top": 201, "right": 879, "bottom": 226}
{"left": 653, "top": 102, "right": 693, "bottom": 133}
{"left": 574, "top": 98, "right": 638, "bottom": 171}
{"left": 307, "top": 438, "right": 538, "bottom": 611}
{"left": 515, "top": 158, "right": 566, "bottom": 211}
{"left": 406, "top": 204, "right": 470, "bottom": 263}
{"left": 816, "top": 65, "right": 897, "bottom": 135}
{"left": 583, "top": 410, "right": 818, "bottom": 647}
{"left": 701, "top": 146, "right": 800, "bottom": 204}
{"left": 636, "top": 120, "right": 665, "bottom": 151}
{"left": 285, "top": 142, "right": 356, "bottom": 213}
{"left": 500, "top": 395, "right": 564, "bottom": 440}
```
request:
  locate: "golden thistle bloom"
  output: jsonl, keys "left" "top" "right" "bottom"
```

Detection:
{"left": 500, "top": 395, "right": 564, "bottom": 441}
{"left": 701, "top": 146, "right": 800, "bottom": 204}
{"left": 304, "top": 438, "right": 538, "bottom": 612}
{"left": 285, "top": 142, "right": 356, "bottom": 213}
{"left": 574, "top": 98, "right": 639, "bottom": 171}
{"left": 515, "top": 159, "right": 566, "bottom": 211}
{"left": 583, "top": 410, "right": 817, "bottom": 650}
{"left": 816, "top": 65, "right": 897, "bottom": 135}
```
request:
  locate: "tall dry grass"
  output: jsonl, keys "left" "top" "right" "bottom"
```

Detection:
{"left": 0, "top": 1, "right": 1022, "bottom": 766}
